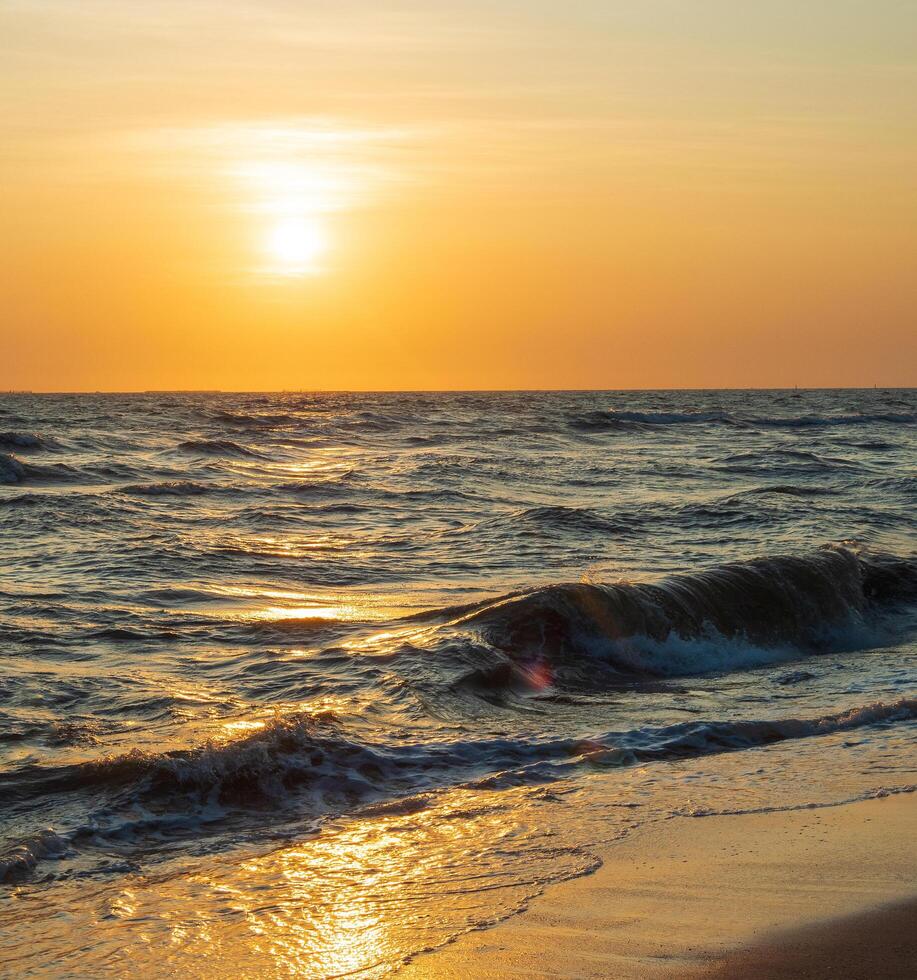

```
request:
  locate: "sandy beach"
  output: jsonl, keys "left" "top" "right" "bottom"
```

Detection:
{"left": 399, "top": 793, "right": 917, "bottom": 979}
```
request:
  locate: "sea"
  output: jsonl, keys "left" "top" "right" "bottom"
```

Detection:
{"left": 1, "top": 388, "right": 915, "bottom": 977}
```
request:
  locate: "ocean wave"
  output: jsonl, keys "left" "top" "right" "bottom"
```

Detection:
{"left": 176, "top": 439, "right": 266, "bottom": 459}
{"left": 568, "top": 409, "right": 740, "bottom": 432}
{"left": 117, "top": 481, "right": 210, "bottom": 497}
{"left": 0, "top": 830, "right": 70, "bottom": 882}
{"left": 728, "top": 484, "right": 840, "bottom": 499}
{"left": 0, "top": 718, "right": 103, "bottom": 748}
{"left": 209, "top": 410, "right": 300, "bottom": 428}
{"left": 450, "top": 547, "right": 916, "bottom": 679}
{"left": 753, "top": 411, "right": 917, "bottom": 428}
{"left": 0, "top": 453, "right": 83, "bottom": 485}
{"left": 0, "top": 431, "right": 56, "bottom": 451}
{"left": 621, "top": 698, "right": 917, "bottom": 761}
{"left": 866, "top": 475, "right": 917, "bottom": 495}
{"left": 460, "top": 505, "right": 633, "bottom": 538}
{"left": 515, "top": 505, "right": 629, "bottom": 534}
{"left": 3, "top": 696, "right": 913, "bottom": 880}
{"left": 345, "top": 410, "right": 407, "bottom": 432}
{"left": 713, "top": 448, "right": 861, "bottom": 475}
{"left": 464, "top": 698, "right": 917, "bottom": 791}
{"left": 0, "top": 492, "right": 42, "bottom": 507}
{"left": 0, "top": 711, "right": 452, "bottom": 873}
{"left": 0, "top": 711, "right": 366, "bottom": 811}
{"left": 567, "top": 409, "right": 916, "bottom": 433}
{"left": 0, "top": 453, "right": 26, "bottom": 484}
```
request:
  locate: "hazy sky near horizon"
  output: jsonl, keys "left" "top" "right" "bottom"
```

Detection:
{"left": 2, "top": 1, "right": 915, "bottom": 390}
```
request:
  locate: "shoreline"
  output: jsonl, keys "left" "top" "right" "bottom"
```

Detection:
{"left": 398, "top": 792, "right": 917, "bottom": 978}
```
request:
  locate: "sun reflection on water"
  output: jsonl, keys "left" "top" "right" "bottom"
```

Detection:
{"left": 248, "top": 604, "right": 361, "bottom": 623}
{"left": 194, "top": 582, "right": 419, "bottom": 627}
{"left": 8, "top": 785, "right": 585, "bottom": 978}
{"left": 145, "top": 786, "right": 579, "bottom": 978}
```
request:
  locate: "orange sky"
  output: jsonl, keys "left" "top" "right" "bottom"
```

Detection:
{"left": 2, "top": 1, "right": 915, "bottom": 390}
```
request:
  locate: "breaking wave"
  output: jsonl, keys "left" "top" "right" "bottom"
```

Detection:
{"left": 0, "top": 830, "right": 70, "bottom": 883}
{"left": 450, "top": 547, "right": 916, "bottom": 679}
{"left": 3, "top": 696, "right": 914, "bottom": 881}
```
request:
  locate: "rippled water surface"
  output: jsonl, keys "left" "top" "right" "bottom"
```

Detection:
{"left": 1, "top": 389, "right": 915, "bottom": 976}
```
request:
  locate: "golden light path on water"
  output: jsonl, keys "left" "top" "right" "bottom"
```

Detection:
{"left": 156, "top": 782, "right": 599, "bottom": 978}
{"left": 198, "top": 584, "right": 423, "bottom": 626}
{"left": 7, "top": 780, "right": 596, "bottom": 978}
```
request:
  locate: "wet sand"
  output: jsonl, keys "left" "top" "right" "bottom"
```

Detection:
{"left": 701, "top": 896, "right": 917, "bottom": 979}
{"left": 398, "top": 792, "right": 916, "bottom": 978}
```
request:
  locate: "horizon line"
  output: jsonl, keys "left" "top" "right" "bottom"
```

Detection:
{"left": 1, "top": 385, "right": 914, "bottom": 396}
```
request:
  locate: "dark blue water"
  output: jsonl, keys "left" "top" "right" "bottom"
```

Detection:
{"left": 1, "top": 389, "right": 915, "bottom": 976}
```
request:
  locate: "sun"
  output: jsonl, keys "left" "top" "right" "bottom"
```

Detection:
{"left": 266, "top": 216, "right": 327, "bottom": 274}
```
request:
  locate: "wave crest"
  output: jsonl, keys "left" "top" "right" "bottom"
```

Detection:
{"left": 0, "top": 431, "right": 55, "bottom": 451}
{"left": 453, "top": 547, "right": 915, "bottom": 678}
{"left": 2, "top": 695, "right": 914, "bottom": 880}
{"left": 0, "top": 452, "right": 26, "bottom": 484}
{"left": 176, "top": 439, "right": 265, "bottom": 459}
{"left": 117, "top": 481, "right": 209, "bottom": 497}
{"left": 568, "top": 409, "right": 916, "bottom": 433}
{"left": 0, "top": 453, "right": 82, "bottom": 484}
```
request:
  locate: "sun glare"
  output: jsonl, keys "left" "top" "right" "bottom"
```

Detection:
{"left": 211, "top": 123, "right": 407, "bottom": 280}
{"left": 236, "top": 155, "right": 350, "bottom": 277}
{"left": 267, "top": 216, "right": 327, "bottom": 273}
